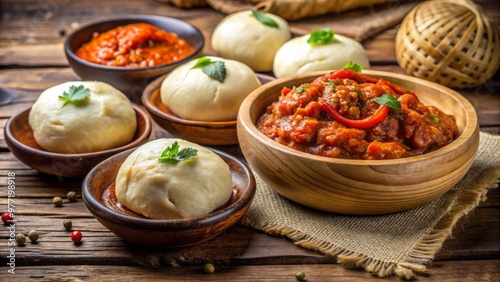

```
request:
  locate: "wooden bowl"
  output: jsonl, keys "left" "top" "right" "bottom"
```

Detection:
{"left": 142, "top": 73, "right": 274, "bottom": 145}
{"left": 4, "top": 104, "right": 152, "bottom": 178}
{"left": 237, "top": 70, "right": 480, "bottom": 215}
{"left": 82, "top": 147, "right": 256, "bottom": 247}
{"left": 64, "top": 15, "right": 204, "bottom": 103}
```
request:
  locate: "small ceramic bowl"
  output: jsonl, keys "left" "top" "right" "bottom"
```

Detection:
{"left": 237, "top": 70, "right": 480, "bottom": 215}
{"left": 64, "top": 15, "right": 204, "bottom": 102}
{"left": 4, "top": 104, "right": 151, "bottom": 178}
{"left": 82, "top": 147, "right": 256, "bottom": 247}
{"left": 142, "top": 73, "right": 274, "bottom": 145}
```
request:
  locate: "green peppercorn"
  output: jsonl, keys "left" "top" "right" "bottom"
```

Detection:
{"left": 295, "top": 271, "right": 305, "bottom": 281}
{"left": 15, "top": 233, "right": 26, "bottom": 246}
{"left": 52, "top": 196, "right": 63, "bottom": 207}
{"left": 63, "top": 220, "right": 72, "bottom": 230}
{"left": 67, "top": 191, "right": 77, "bottom": 202}
{"left": 28, "top": 230, "right": 39, "bottom": 243}
{"left": 203, "top": 263, "right": 215, "bottom": 274}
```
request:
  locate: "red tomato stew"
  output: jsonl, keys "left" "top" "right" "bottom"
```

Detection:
{"left": 75, "top": 23, "right": 194, "bottom": 67}
{"left": 257, "top": 70, "right": 459, "bottom": 159}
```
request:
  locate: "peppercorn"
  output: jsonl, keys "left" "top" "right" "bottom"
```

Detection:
{"left": 295, "top": 271, "right": 306, "bottom": 281}
{"left": 67, "top": 191, "right": 77, "bottom": 202}
{"left": 71, "top": 230, "right": 82, "bottom": 243}
{"left": 58, "top": 28, "right": 66, "bottom": 37}
{"left": 15, "top": 234, "right": 26, "bottom": 246}
{"left": 63, "top": 220, "right": 72, "bottom": 230}
{"left": 203, "top": 263, "right": 215, "bottom": 274}
{"left": 52, "top": 196, "right": 63, "bottom": 207}
{"left": 28, "top": 230, "right": 39, "bottom": 243}
{"left": 1, "top": 212, "right": 13, "bottom": 224}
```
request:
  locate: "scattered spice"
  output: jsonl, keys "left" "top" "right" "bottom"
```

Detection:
{"left": 71, "top": 230, "right": 82, "bottom": 243}
{"left": 52, "top": 196, "right": 63, "bottom": 207}
{"left": 63, "top": 220, "right": 72, "bottom": 230}
{"left": 203, "top": 263, "right": 215, "bottom": 274}
{"left": 295, "top": 271, "right": 306, "bottom": 281}
{"left": 28, "top": 230, "right": 39, "bottom": 243}
{"left": 67, "top": 191, "right": 77, "bottom": 202}
{"left": 58, "top": 28, "right": 66, "bottom": 37}
{"left": 1, "top": 212, "right": 13, "bottom": 224}
{"left": 16, "top": 234, "right": 26, "bottom": 246}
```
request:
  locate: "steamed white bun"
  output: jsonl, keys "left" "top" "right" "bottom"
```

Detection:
{"left": 28, "top": 81, "right": 136, "bottom": 154}
{"left": 160, "top": 56, "right": 261, "bottom": 121}
{"left": 115, "top": 138, "right": 233, "bottom": 219}
{"left": 211, "top": 10, "right": 291, "bottom": 72}
{"left": 273, "top": 34, "right": 370, "bottom": 78}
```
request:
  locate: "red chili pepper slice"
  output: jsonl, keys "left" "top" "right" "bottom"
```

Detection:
{"left": 314, "top": 69, "right": 379, "bottom": 84}
{"left": 322, "top": 102, "right": 389, "bottom": 129}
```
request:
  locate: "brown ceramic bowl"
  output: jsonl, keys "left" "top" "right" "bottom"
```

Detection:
{"left": 237, "top": 70, "right": 480, "bottom": 215}
{"left": 82, "top": 147, "right": 256, "bottom": 247}
{"left": 4, "top": 104, "right": 151, "bottom": 178}
{"left": 142, "top": 73, "right": 274, "bottom": 145}
{"left": 64, "top": 15, "right": 204, "bottom": 102}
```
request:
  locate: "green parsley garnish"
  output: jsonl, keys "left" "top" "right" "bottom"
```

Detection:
{"left": 373, "top": 94, "right": 402, "bottom": 120}
{"left": 325, "top": 80, "right": 336, "bottom": 87}
{"left": 158, "top": 141, "right": 198, "bottom": 164}
{"left": 343, "top": 61, "right": 363, "bottom": 73}
{"left": 430, "top": 115, "right": 440, "bottom": 123}
{"left": 58, "top": 85, "right": 90, "bottom": 108}
{"left": 251, "top": 10, "right": 279, "bottom": 28}
{"left": 296, "top": 86, "right": 308, "bottom": 93}
{"left": 192, "top": 57, "right": 226, "bottom": 82}
{"left": 307, "top": 28, "right": 335, "bottom": 45}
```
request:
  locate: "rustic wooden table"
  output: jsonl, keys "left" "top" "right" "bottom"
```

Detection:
{"left": 0, "top": 0, "right": 499, "bottom": 281}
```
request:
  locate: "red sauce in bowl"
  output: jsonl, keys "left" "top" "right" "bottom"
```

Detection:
{"left": 257, "top": 70, "right": 459, "bottom": 160}
{"left": 75, "top": 23, "right": 195, "bottom": 67}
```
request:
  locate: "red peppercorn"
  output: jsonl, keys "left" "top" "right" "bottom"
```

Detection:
{"left": 1, "top": 212, "right": 13, "bottom": 224}
{"left": 70, "top": 230, "right": 82, "bottom": 243}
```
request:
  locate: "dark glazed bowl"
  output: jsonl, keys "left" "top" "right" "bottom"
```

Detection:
{"left": 82, "top": 147, "right": 256, "bottom": 247}
{"left": 142, "top": 73, "right": 275, "bottom": 145}
{"left": 64, "top": 15, "right": 205, "bottom": 102}
{"left": 4, "top": 104, "right": 152, "bottom": 178}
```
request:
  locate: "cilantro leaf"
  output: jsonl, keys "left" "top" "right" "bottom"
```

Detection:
{"left": 192, "top": 57, "right": 226, "bottom": 82}
{"left": 158, "top": 141, "right": 198, "bottom": 164}
{"left": 251, "top": 10, "right": 279, "bottom": 28}
{"left": 343, "top": 61, "right": 363, "bottom": 73}
{"left": 373, "top": 94, "right": 402, "bottom": 120}
{"left": 58, "top": 85, "right": 90, "bottom": 108}
{"left": 295, "top": 86, "right": 308, "bottom": 93}
{"left": 307, "top": 29, "right": 335, "bottom": 45}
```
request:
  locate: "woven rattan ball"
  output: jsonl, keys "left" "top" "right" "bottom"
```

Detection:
{"left": 395, "top": 0, "right": 500, "bottom": 89}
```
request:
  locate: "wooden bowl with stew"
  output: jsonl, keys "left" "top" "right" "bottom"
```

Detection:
{"left": 4, "top": 104, "right": 152, "bottom": 178}
{"left": 237, "top": 70, "right": 479, "bottom": 215}
{"left": 82, "top": 147, "right": 256, "bottom": 247}
{"left": 142, "top": 73, "right": 275, "bottom": 145}
{"left": 64, "top": 15, "right": 204, "bottom": 103}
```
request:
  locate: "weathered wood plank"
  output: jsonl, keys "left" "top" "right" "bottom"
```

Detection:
{"left": 2, "top": 260, "right": 500, "bottom": 281}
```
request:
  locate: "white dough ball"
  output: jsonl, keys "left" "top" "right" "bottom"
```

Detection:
{"left": 160, "top": 56, "right": 262, "bottom": 121}
{"left": 211, "top": 10, "right": 291, "bottom": 72}
{"left": 28, "top": 81, "right": 136, "bottom": 154}
{"left": 273, "top": 34, "right": 370, "bottom": 78}
{"left": 115, "top": 138, "right": 233, "bottom": 219}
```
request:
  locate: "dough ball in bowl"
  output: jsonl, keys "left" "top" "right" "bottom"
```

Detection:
{"left": 160, "top": 56, "right": 262, "bottom": 121}
{"left": 273, "top": 31, "right": 370, "bottom": 78}
{"left": 115, "top": 138, "right": 233, "bottom": 219}
{"left": 28, "top": 81, "right": 136, "bottom": 154}
{"left": 211, "top": 10, "right": 291, "bottom": 72}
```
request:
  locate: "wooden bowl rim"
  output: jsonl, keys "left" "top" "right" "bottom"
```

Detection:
{"left": 142, "top": 73, "right": 275, "bottom": 128}
{"left": 82, "top": 147, "right": 256, "bottom": 229}
{"left": 64, "top": 15, "right": 205, "bottom": 72}
{"left": 5, "top": 103, "right": 152, "bottom": 158}
{"left": 238, "top": 69, "right": 478, "bottom": 166}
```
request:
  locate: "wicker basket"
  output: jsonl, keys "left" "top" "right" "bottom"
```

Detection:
{"left": 395, "top": 0, "right": 500, "bottom": 89}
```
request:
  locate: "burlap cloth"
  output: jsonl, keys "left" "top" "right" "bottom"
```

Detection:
{"left": 240, "top": 131, "right": 500, "bottom": 279}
